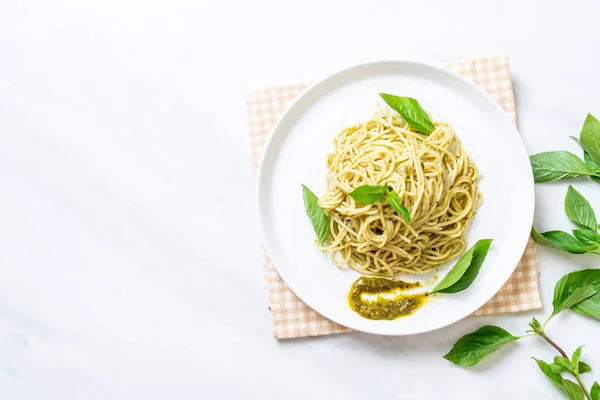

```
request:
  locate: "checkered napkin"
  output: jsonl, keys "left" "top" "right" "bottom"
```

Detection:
{"left": 246, "top": 56, "right": 542, "bottom": 339}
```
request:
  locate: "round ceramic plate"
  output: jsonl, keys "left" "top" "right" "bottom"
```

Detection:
{"left": 256, "top": 60, "right": 534, "bottom": 335}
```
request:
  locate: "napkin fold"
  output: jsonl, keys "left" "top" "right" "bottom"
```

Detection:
{"left": 246, "top": 56, "right": 542, "bottom": 339}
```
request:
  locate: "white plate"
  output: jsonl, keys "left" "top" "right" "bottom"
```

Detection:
{"left": 257, "top": 60, "right": 534, "bottom": 336}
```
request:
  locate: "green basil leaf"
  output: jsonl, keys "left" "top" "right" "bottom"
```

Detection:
{"left": 379, "top": 94, "right": 435, "bottom": 134}
{"left": 573, "top": 229, "right": 600, "bottom": 247}
{"left": 584, "top": 152, "right": 600, "bottom": 184}
{"left": 591, "top": 382, "right": 600, "bottom": 400}
{"left": 348, "top": 185, "right": 385, "bottom": 204}
{"left": 385, "top": 190, "right": 410, "bottom": 224}
{"left": 443, "top": 325, "right": 519, "bottom": 367}
{"left": 585, "top": 151, "right": 600, "bottom": 170}
{"left": 529, "top": 151, "right": 594, "bottom": 183}
{"left": 533, "top": 358, "right": 585, "bottom": 400}
{"left": 550, "top": 362, "right": 592, "bottom": 375}
{"left": 536, "top": 230, "right": 598, "bottom": 254}
{"left": 529, "top": 316, "right": 542, "bottom": 333}
{"left": 554, "top": 356, "right": 576, "bottom": 373}
{"left": 580, "top": 362, "right": 593, "bottom": 374}
{"left": 431, "top": 239, "right": 493, "bottom": 294}
{"left": 301, "top": 184, "right": 330, "bottom": 244}
{"left": 571, "top": 346, "right": 583, "bottom": 373}
{"left": 565, "top": 186, "right": 597, "bottom": 231}
{"left": 580, "top": 113, "right": 600, "bottom": 166}
{"left": 572, "top": 293, "right": 600, "bottom": 320}
{"left": 532, "top": 226, "right": 557, "bottom": 248}
{"left": 551, "top": 269, "right": 600, "bottom": 318}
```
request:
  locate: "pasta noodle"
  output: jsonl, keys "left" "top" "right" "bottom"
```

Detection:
{"left": 318, "top": 104, "right": 481, "bottom": 277}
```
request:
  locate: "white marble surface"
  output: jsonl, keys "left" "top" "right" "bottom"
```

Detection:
{"left": 1, "top": 0, "right": 600, "bottom": 398}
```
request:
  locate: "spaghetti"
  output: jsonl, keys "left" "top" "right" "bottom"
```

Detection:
{"left": 318, "top": 105, "right": 481, "bottom": 276}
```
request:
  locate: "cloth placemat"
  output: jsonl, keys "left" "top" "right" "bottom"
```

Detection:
{"left": 246, "top": 56, "right": 542, "bottom": 339}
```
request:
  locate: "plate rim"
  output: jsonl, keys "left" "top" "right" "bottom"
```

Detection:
{"left": 256, "top": 59, "right": 535, "bottom": 336}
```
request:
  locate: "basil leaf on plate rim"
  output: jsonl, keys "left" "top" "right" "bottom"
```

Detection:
{"left": 431, "top": 239, "right": 493, "bottom": 294}
{"left": 301, "top": 184, "right": 330, "bottom": 244}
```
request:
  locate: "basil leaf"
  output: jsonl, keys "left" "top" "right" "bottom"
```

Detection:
{"left": 551, "top": 269, "right": 600, "bottom": 318}
{"left": 572, "top": 229, "right": 600, "bottom": 247}
{"left": 584, "top": 152, "right": 600, "bottom": 183}
{"left": 572, "top": 293, "right": 600, "bottom": 320}
{"left": 550, "top": 362, "right": 592, "bottom": 375}
{"left": 580, "top": 362, "right": 593, "bottom": 374}
{"left": 571, "top": 346, "right": 583, "bottom": 373}
{"left": 591, "top": 382, "right": 600, "bottom": 400}
{"left": 580, "top": 113, "right": 600, "bottom": 166}
{"left": 348, "top": 185, "right": 386, "bottom": 204}
{"left": 431, "top": 239, "right": 493, "bottom": 294}
{"left": 443, "top": 325, "right": 519, "bottom": 367}
{"left": 379, "top": 94, "right": 435, "bottom": 134}
{"left": 542, "top": 231, "right": 596, "bottom": 253}
{"left": 530, "top": 151, "right": 593, "bottom": 183}
{"left": 386, "top": 190, "right": 410, "bottom": 224}
{"left": 530, "top": 316, "right": 542, "bottom": 332}
{"left": 533, "top": 358, "right": 585, "bottom": 400}
{"left": 565, "top": 186, "right": 597, "bottom": 231}
{"left": 534, "top": 230, "right": 598, "bottom": 254}
{"left": 531, "top": 229, "right": 595, "bottom": 254}
{"left": 554, "top": 356, "right": 576, "bottom": 373}
{"left": 301, "top": 184, "right": 330, "bottom": 244}
{"left": 532, "top": 226, "right": 557, "bottom": 248}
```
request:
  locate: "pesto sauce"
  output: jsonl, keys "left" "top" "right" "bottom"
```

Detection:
{"left": 348, "top": 276, "right": 428, "bottom": 320}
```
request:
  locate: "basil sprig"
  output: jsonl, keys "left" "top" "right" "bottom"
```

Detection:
{"left": 550, "top": 359, "right": 592, "bottom": 375}
{"left": 379, "top": 94, "right": 435, "bottom": 134}
{"left": 301, "top": 184, "right": 330, "bottom": 244}
{"left": 530, "top": 113, "right": 600, "bottom": 183}
{"left": 533, "top": 358, "right": 586, "bottom": 400}
{"left": 532, "top": 185, "right": 600, "bottom": 255}
{"left": 431, "top": 239, "right": 493, "bottom": 294}
{"left": 348, "top": 184, "right": 410, "bottom": 224}
{"left": 445, "top": 268, "right": 600, "bottom": 400}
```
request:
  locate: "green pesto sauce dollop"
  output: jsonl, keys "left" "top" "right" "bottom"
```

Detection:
{"left": 348, "top": 276, "right": 428, "bottom": 320}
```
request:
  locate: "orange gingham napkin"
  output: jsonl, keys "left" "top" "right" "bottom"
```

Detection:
{"left": 246, "top": 56, "right": 542, "bottom": 339}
